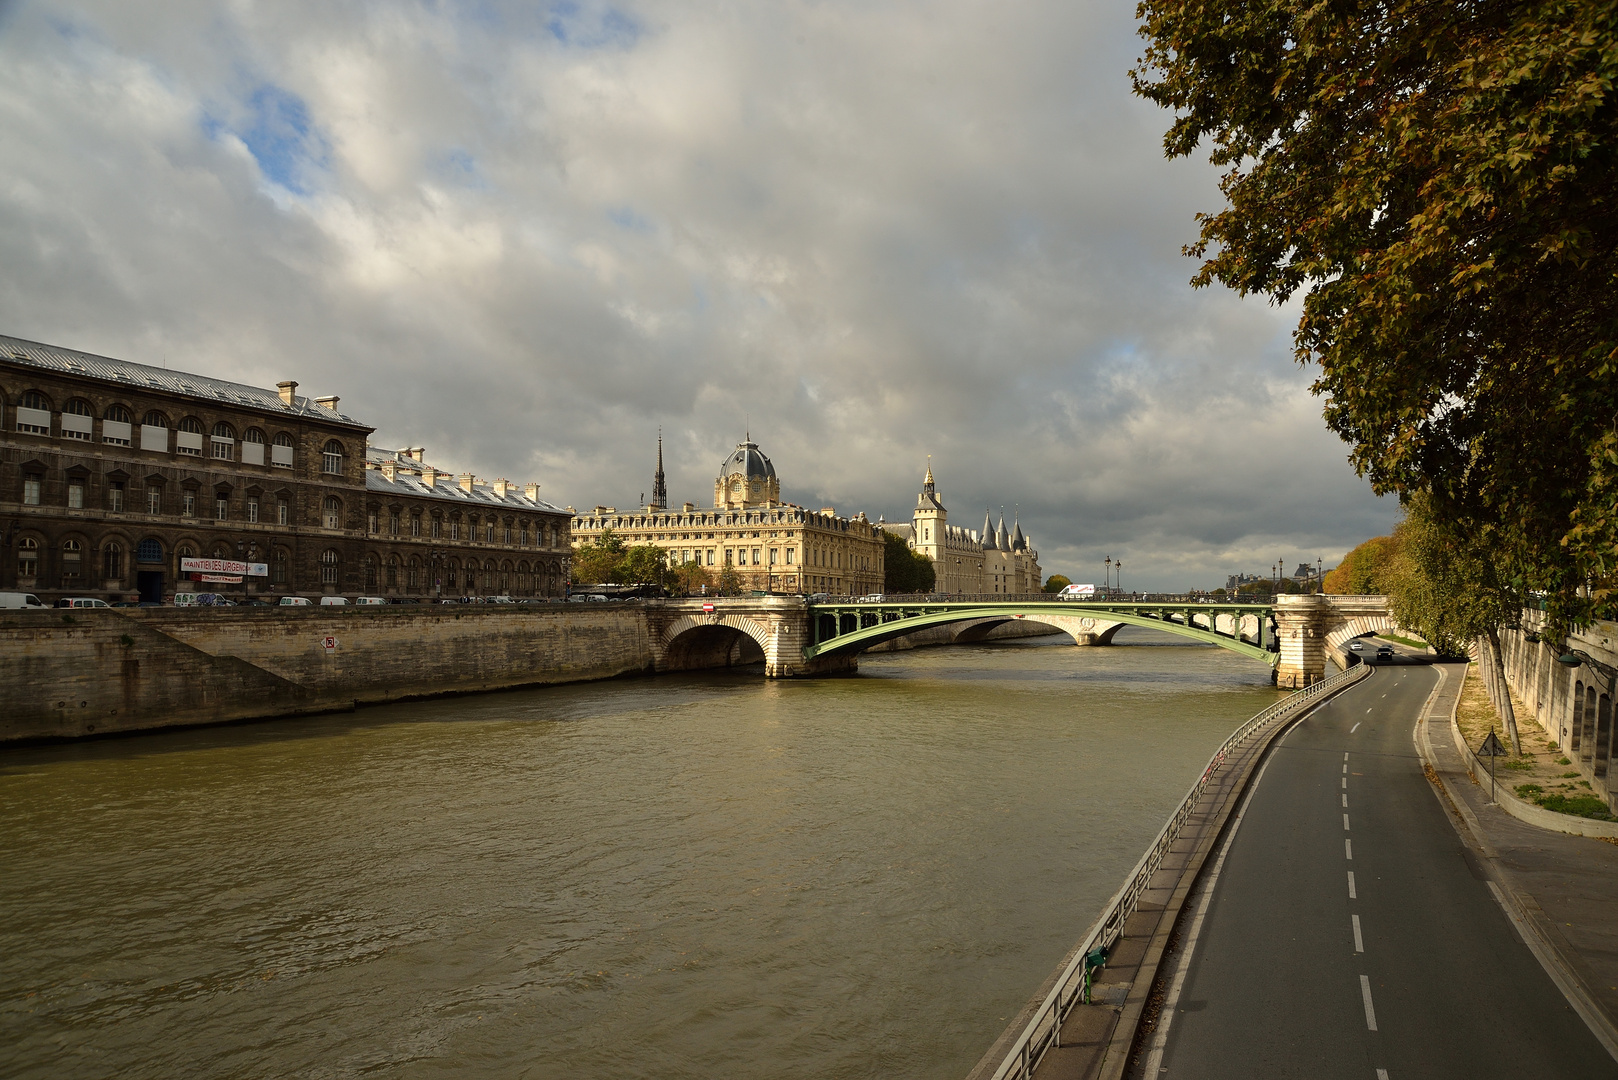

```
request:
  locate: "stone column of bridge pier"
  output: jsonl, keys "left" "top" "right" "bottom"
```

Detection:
{"left": 765, "top": 604, "right": 856, "bottom": 677}
{"left": 1274, "top": 594, "right": 1329, "bottom": 688}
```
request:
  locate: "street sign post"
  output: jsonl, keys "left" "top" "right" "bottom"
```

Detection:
{"left": 1479, "top": 730, "right": 1507, "bottom": 803}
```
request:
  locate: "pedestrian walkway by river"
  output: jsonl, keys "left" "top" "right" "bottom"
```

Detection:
{"left": 1, "top": 630, "right": 1281, "bottom": 1080}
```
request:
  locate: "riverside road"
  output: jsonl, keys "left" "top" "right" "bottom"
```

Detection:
{"left": 1150, "top": 660, "right": 1618, "bottom": 1079}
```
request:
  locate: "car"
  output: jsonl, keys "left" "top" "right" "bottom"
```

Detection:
{"left": 174, "top": 593, "right": 233, "bottom": 606}
{"left": 1376, "top": 644, "right": 1395, "bottom": 660}
{"left": 57, "top": 597, "right": 111, "bottom": 608}
{"left": 855, "top": 594, "right": 886, "bottom": 603}
{"left": 0, "top": 592, "right": 46, "bottom": 610}
{"left": 1349, "top": 641, "right": 1365, "bottom": 651}
{"left": 355, "top": 596, "right": 388, "bottom": 605}
{"left": 278, "top": 596, "right": 313, "bottom": 607}
{"left": 319, "top": 596, "right": 350, "bottom": 606}
{"left": 390, "top": 597, "right": 422, "bottom": 605}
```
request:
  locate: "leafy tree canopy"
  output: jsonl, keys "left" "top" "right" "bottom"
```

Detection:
{"left": 1134, "top": 0, "right": 1618, "bottom": 634}
{"left": 883, "top": 532, "right": 937, "bottom": 594}
{"left": 1324, "top": 535, "right": 1401, "bottom": 595}
{"left": 1043, "top": 574, "right": 1073, "bottom": 593}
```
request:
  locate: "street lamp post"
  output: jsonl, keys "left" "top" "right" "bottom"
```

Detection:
{"left": 1105, "top": 555, "right": 1112, "bottom": 595}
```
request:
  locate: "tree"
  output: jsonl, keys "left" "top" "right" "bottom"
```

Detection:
{"left": 1324, "top": 535, "right": 1401, "bottom": 595}
{"left": 715, "top": 562, "right": 745, "bottom": 596}
{"left": 882, "top": 532, "right": 936, "bottom": 593}
{"left": 1133, "top": 0, "right": 1618, "bottom": 637}
{"left": 671, "top": 560, "right": 712, "bottom": 596}
{"left": 571, "top": 527, "right": 627, "bottom": 584}
{"left": 1383, "top": 493, "right": 1527, "bottom": 751}
{"left": 1043, "top": 574, "right": 1073, "bottom": 593}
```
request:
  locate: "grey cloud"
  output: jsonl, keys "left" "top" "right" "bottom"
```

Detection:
{"left": 0, "top": 0, "right": 1397, "bottom": 589}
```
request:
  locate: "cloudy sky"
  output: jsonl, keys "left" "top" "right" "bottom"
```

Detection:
{"left": 0, "top": 0, "right": 1396, "bottom": 589}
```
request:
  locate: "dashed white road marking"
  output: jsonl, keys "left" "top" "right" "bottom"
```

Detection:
{"left": 1378, "top": 1069, "right": 1390, "bottom": 1079}
{"left": 1351, "top": 722, "right": 1361, "bottom": 733}
{"left": 1366, "top": 707, "right": 1373, "bottom": 713}
{"left": 1346, "top": 839, "right": 1353, "bottom": 860}
{"left": 1353, "top": 913, "right": 1365, "bottom": 953}
{"left": 1341, "top": 777, "right": 1347, "bottom": 789}
{"left": 1343, "top": 763, "right": 1348, "bottom": 774}
{"left": 1343, "top": 752, "right": 1350, "bottom": 761}
{"left": 1360, "top": 975, "right": 1379, "bottom": 1030}
{"left": 1342, "top": 794, "right": 1348, "bottom": 807}
{"left": 1344, "top": 814, "right": 1351, "bottom": 830}
{"left": 1348, "top": 871, "right": 1357, "bottom": 899}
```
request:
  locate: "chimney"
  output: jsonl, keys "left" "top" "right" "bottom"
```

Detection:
{"left": 277, "top": 380, "right": 298, "bottom": 406}
{"left": 493, "top": 478, "right": 510, "bottom": 497}
{"left": 409, "top": 447, "right": 425, "bottom": 462}
{"left": 682, "top": 501, "right": 695, "bottom": 512}
{"left": 314, "top": 395, "right": 339, "bottom": 411}
{"left": 524, "top": 483, "right": 540, "bottom": 500}
{"left": 422, "top": 466, "right": 438, "bottom": 488}
{"left": 458, "top": 472, "right": 476, "bottom": 493}
{"left": 381, "top": 462, "right": 397, "bottom": 481}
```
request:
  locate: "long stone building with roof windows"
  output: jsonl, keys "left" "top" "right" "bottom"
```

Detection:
{"left": 880, "top": 464, "right": 1041, "bottom": 594}
{"left": 0, "top": 334, "right": 572, "bottom": 603}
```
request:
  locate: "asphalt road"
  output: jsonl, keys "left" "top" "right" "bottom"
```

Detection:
{"left": 1150, "top": 659, "right": 1618, "bottom": 1079}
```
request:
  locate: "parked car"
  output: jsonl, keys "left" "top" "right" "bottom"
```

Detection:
{"left": 390, "top": 597, "right": 422, "bottom": 605}
{"left": 355, "top": 596, "right": 388, "bottom": 605}
{"left": 319, "top": 596, "right": 350, "bottom": 606}
{"left": 57, "top": 597, "right": 111, "bottom": 608}
{"left": 278, "top": 596, "right": 313, "bottom": 607}
{"left": 0, "top": 592, "right": 46, "bottom": 610}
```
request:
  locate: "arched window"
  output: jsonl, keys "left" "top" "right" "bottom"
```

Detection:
{"left": 17, "top": 537, "right": 38, "bottom": 578}
{"left": 104, "top": 542, "right": 123, "bottom": 580}
{"left": 320, "top": 549, "right": 340, "bottom": 585}
{"left": 137, "top": 538, "right": 163, "bottom": 563}
{"left": 447, "top": 558, "right": 460, "bottom": 591}
{"left": 16, "top": 390, "right": 51, "bottom": 434}
{"left": 177, "top": 417, "right": 204, "bottom": 456}
{"left": 407, "top": 556, "right": 421, "bottom": 591}
{"left": 211, "top": 422, "right": 236, "bottom": 461}
{"left": 323, "top": 496, "right": 341, "bottom": 530}
{"left": 62, "top": 539, "right": 82, "bottom": 580}
{"left": 271, "top": 431, "right": 295, "bottom": 468}
{"left": 244, "top": 428, "right": 265, "bottom": 443}
{"left": 143, "top": 410, "right": 169, "bottom": 428}
{"left": 322, "top": 440, "right": 345, "bottom": 475}
{"left": 63, "top": 399, "right": 94, "bottom": 441}
{"left": 239, "top": 427, "right": 265, "bottom": 466}
{"left": 385, "top": 556, "right": 399, "bottom": 588}
{"left": 102, "top": 405, "right": 133, "bottom": 446}
{"left": 364, "top": 554, "right": 379, "bottom": 592}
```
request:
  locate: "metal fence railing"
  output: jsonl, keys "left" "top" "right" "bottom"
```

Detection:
{"left": 974, "top": 661, "right": 1372, "bottom": 1080}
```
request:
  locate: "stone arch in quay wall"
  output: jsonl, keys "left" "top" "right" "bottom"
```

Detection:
{"left": 1322, "top": 614, "right": 1398, "bottom": 659}
{"left": 655, "top": 612, "right": 774, "bottom": 672}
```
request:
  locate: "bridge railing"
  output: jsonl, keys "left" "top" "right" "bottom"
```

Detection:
{"left": 973, "top": 660, "right": 1371, "bottom": 1080}
{"left": 809, "top": 592, "right": 1266, "bottom": 605}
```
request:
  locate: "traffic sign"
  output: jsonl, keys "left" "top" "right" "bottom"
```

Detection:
{"left": 1479, "top": 731, "right": 1507, "bottom": 757}
{"left": 702, "top": 603, "right": 715, "bottom": 613}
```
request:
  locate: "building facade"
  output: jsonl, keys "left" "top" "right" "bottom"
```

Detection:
{"left": 570, "top": 436, "right": 885, "bottom": 595}
{"left": 882, "top": 466, "right": 1042, "bottom": 594}
{"left": 0, "top": 334, "right": 570, "bottom": 603}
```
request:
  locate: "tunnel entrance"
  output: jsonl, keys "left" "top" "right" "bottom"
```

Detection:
{"left": 662, "top": 625, "right": 767, "bottom": 672}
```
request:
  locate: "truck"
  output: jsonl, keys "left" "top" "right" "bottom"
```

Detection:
{"left": 1057, "top": 583, "right": 1097, "bottom": 599}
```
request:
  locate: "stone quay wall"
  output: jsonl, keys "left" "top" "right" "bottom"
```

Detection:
{"left": 0, "top": 605, "right": 654, "bottom": 744}
{"left": 1499, "top": 614, "right": 1618, "bottom": 812}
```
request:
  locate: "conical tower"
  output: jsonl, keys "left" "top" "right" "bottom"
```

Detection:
{"left": 651, "top": 431, "right": 668, "bottom": 510}
{"left": 913, "top": 458, "right": 946, "bottom": 561}
{"left": 982, "top": 509, "right": 996, "bottom": 549}
{"left": 1012, "top": 511, "right": 1025, "bottom": 552}
{"left": 997, "top": 512, "right": 1011, "bottom": 552}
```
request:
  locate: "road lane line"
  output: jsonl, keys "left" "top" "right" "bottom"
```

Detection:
{"left": 1366, "top": 707, "right": 1373, "bottom": 713}
{"left": 1346, "top": 839, "right": 1353, "bottom": 859}
{"left": 1360, "top": 975, "right": 1379, "bottom": 1030}
{"left": 1378, "top": 1070, "right": 1390, "bottom": 1079}
{"left": 1342, "top": 794, "right": 1348, "bottom": 807}
{"left": 1343, "top": 763, "right": 1348, "bottom": 774}
{"left": 1353, "top": 913, "right": 1364, "bottom": 953}
{"left": 1341, "top": 777, "right": 1347, "bottom": 789}
{"left": 1348, "top": 871, "right": 1356, "bottom": 899}
{"left": 1344, "top": 814, "right": 1351, "bottom": 830}
{"left": 1344, "top": 752, "right": 1349, "bottom": 761}
{"left": 1351, "top": 722, "right": 1361, "bottom": 733}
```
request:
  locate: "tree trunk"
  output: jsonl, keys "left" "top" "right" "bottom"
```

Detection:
{"left": 1486, "top": 629, "right": 1522, "bottom": 756}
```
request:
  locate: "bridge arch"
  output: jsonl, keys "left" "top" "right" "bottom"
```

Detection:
{"left": 949, "top": 614, "right": 1129, "bottom": 647}
{"left": 660, "top": 613, "right": 772, "bottom": 672}
{"left": 1323, "top": 614, "right": 1398, "bottom": 660}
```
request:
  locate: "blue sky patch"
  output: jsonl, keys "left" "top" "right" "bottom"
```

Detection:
{"left": 608, "top": 205, "right": 654, "bottom": 233}
{"left": 546, "top": 2, "right": 641, "bottom": 49}
{"left": 208, "top": 83, "right": 323, "bottom": 194}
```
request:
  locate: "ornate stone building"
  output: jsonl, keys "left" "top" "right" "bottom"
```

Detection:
{"left": 0, "top": 334, "right": 570, "bottom": 602}
{"left": 883, "top": 465, "right": 1042, "bottom": 594}
{"left": 570, "top": 435, "right": 885, "bottom": 595}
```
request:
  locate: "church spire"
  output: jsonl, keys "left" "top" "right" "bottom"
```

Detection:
{"left": 651, "top": 430, "right": 668, "bottom": 510}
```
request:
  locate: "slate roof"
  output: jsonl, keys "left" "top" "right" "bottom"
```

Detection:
{"left": 364, "top": 448, "right": 567, "bottom": 514}
{"left": 0, "top": 333, "right": 370, "bottom": 430}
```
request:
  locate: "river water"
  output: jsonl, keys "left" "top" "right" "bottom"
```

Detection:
{"left": 1, "top": 629, "right": 1282, "bottom": 1080}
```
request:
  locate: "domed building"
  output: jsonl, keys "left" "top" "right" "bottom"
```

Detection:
{"left": 569, "top": 434, "right": 884, "bottom": 596}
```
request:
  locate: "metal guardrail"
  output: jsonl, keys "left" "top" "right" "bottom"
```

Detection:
{"left": 976, "top": 661, "right": 1371, "bottom": 1080}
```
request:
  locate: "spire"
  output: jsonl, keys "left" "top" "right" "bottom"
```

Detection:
{"left": 982, "top": 508, "right": 996, "bottom": 549}
{"left": 1012, "top": 508, "right": 1025, "bottom": 552}
{"left": 924, "top": 455, "right": 934, "bottom": 489}
{"left": 651, "top": 429, "right": 668, "bottom": 510}
{"left": 997, "top": 511, "right": 1010, "bottom": 551}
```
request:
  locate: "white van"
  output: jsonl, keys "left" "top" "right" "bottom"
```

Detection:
{"left": 278, "top": 596, "right": 312, "bottom": 606}
{"left": 58, "top": 597, "right": 112, "bottom": 608}
{"left": 355, "top": 596, "right": 387, "bottom": 605}
{"left": 0, "top": 592, "right": 45, "bottom": 610}
{"left": 319, "top": 596, "right": 350, "bottom": 606}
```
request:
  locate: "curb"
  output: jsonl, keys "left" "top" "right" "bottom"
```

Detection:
{"left": 1414, "top": 664, "right": 1618, "bottom": 1063}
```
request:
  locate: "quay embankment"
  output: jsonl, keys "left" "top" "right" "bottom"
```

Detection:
{"left": 0, "top": 605, "right": 655, "bottom": 743}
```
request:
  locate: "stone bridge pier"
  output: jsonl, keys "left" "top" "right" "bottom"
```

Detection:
{"left": 646, "top": 598, "right": 853, "bottom": 678}
{"left": 1272, "top": 594, "right": 1399, "bottom": 688}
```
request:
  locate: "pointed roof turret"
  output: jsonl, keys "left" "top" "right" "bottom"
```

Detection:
{"left": 982, "top": 509, "right": 996, "bottom": 549}
{"left": 651, "top": 430, "right": 668, "bottom": 510}
{"left": 997, "top": 512, "right": 1010, "bottom": 551}
{"left": 917, "top": 457, "right": 944, "bottom": 511}
{"left": 1012, "top": 510, "right": 1026, "bottom": 552}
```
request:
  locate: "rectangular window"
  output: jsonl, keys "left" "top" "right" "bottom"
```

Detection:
{"left": 61, "top": 413, "right": 93, "bottom": 440}
{"left": 390, "top": 514, "right": 400, "bottom": 537}
{"left": 216, "top": 497, "right": 228, "bottom": 521}
{"left": 368, "top": 511, "right": 379, "bottom": 534}
{"left": 241, "top": 441, "right": 264, "bottom": 466}
{"left": 450, "top": 521, "right": 460, "bottom": 541}
{"left": 520, "top": 526, "right": 529, "bottom": 546}
{"left": 504, "top": 526, "right": 512, "bottom": 545}
{"left": 247, "top": 497, "right": 260, "bottom": 523}
{"left": 140, "top": 424, "right": 169, "bottom": 452}
{"left": 182, "top": 492, "right": 196, "bottom": 517}
{"left": 752, "top": 548, "right": 761, "bottom": 565}
{"left": 211, "top": 438, "right": 234, "bottom": 460}
{"left": 16, "top": 406, "right": 51, "bottom": 434}
{"left": 411, "top": 516, "right": 421, "bottom": 537}
{"left": 486, "top": 523, "right": 495, "bottom": 543}
{"left": 109, "top": 482, "right": 125, "bottom": 513}
{"left": 68, "top": 481, "right": 84, "bottom": 509}
{"left": 769, "top": 548, "right": 778, "bottom": 565}
{"left": 23, "top": 475, "right": 42, "bottom": 505}
{"left": 786, "top": 549, "right": 794, "bottom": 564}
{"left": 148, "top": 488, "right": 162, "bottom": 515}
{"left": 177, "top": 430, "right": 203, "bottom": 456}
{"left": 277, "top": 500, "right": 290, "bottom": 526}
{"left": 102, "top": 420, "right": 133, "bottom": 446}
{"left": 431, "top": 518, "right": 442, "bottom": 539}
{"left": 271, "top": 443, "right": 294, "bottom": 468}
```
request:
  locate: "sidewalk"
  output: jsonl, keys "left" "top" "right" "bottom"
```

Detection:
{"left": 1418, "top": 661, "right": 1618, "bottom": 1055}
